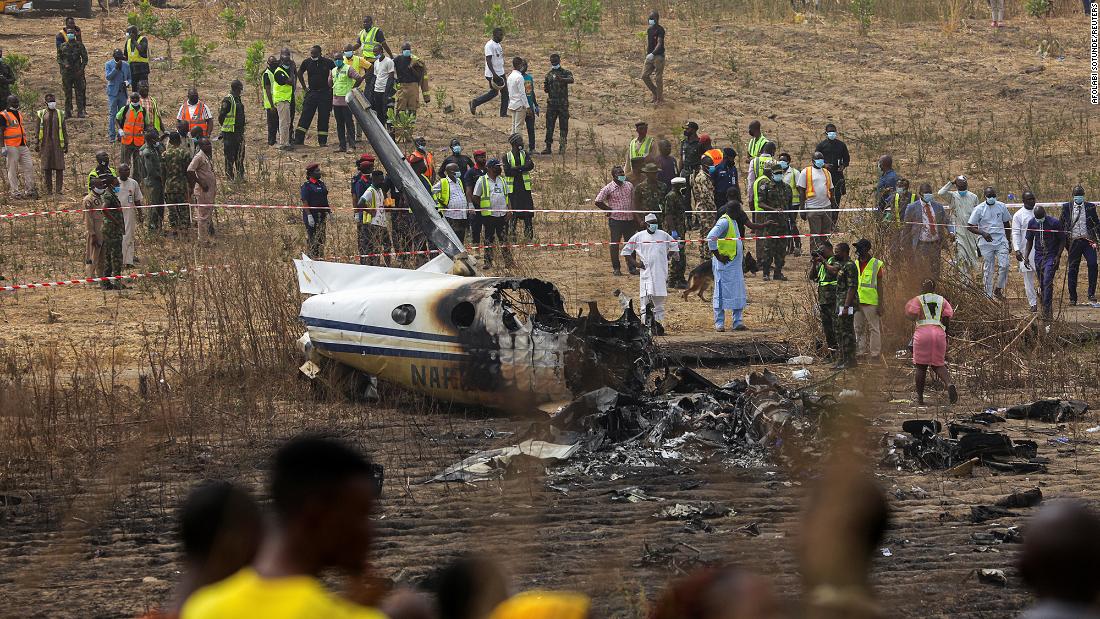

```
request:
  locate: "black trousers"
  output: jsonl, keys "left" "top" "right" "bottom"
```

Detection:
{"left": 130, "top": 65, "right": 149, "bottom": 92}
{"left": 222, "top": 132, "right": 244, "bottom": 179}
{"left": 471, "top": 77, "right": 509, "bottom": 117}
{"left": 510, "top": 212, "right": 533, "bottom": 241}
{"left": 469, "top": 212, "right": 484, "bottom": 245}
{"left": 820, "top": 303, "right": 837, "bottom": 350}
{"left": 445, "top": 217, "right": 468, "bottom": 243}
{"left": 295, "top": 90, "right": 332, "bottom": 145}
{"left": 524, "top": 109, "right": 536, "bottom": 151}
{"left": 1067, "top": 237, "right": 1098, "bottom": 302}
{"left": 545, "top": 107, "right": 568, "bottom": 147}
{"left": 608, "top": 218, "right": 637, "bottom": 272}
{"left": 265, "top": 108, "right": 278, "bottom": 145}
{"left": 332, "top": 105, "right": 355, "bottom": 150}
{"left": 370, "top": 89, "right": 390, "bottom": 127}
{"left": 482, "top": 216, "right": 511, "bottom": 265}
{"left": 305, "top": 211, "right": 328, "bottom": 257}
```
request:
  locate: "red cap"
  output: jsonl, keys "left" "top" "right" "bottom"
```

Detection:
{"left": 305, "top": 162, "right": 320, "bottom": 173}
{"left": 699, "top": 134, "right": 711, "bottom": 147}
{"left": 473, "top": 149, "right": 487, "bottom": 156}
{"left": 358, "top": 153, "right": 375, "bottom": 163}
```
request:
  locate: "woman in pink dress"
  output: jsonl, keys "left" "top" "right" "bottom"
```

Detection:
{"left": 904, "top": 280, "right": 958, "bottom": 405}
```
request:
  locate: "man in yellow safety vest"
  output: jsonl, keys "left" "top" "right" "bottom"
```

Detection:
{"left": 745, "top": 119, "right": 769, "bottom": 164}
{"left": 218, "top": 80, "right": 246, "bottom": 179}
{"left": 627, "top": 121, "right": 653, "bottom": 174}
{"left": 262, "top": 56, "right": 294, "bottom": 148}
{"left": 124, "top": 25, "right": 150, "bottom": 94}
{"left": 853, "top": 238, "right": 884, "bottom": 360}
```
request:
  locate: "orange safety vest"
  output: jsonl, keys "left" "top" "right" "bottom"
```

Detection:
{"left": 804, "top": 166, "right": 832, "bottom": 200}
{"left": 180, "top": 102, "right": 209, "bottom": 136}
{"left": 1, "top": 110, "right": 26, "bottom": 147}
{"left": 120, "top": 106, "right": 145, "bottom": 146}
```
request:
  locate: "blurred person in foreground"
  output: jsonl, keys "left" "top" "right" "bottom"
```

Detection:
{"left": 430, "top": 555, "right": 510, "bottom": 619}
{"left": 181, "top": 436, "right": 387, "bottom": 619}
{"left": 1018, "top": 500, "right": 1100, "bottom": 619}
{"left": 649, "top": 565, "right": 782, "bottom": 619}
{"left": 489, "top": 591, "right": 590, "bottom": 619}
{"left": 905, "top": 279, "right": 957, "bottom": 405}
{"left": 140, "top": 481, "right": 262, "bottom": 619}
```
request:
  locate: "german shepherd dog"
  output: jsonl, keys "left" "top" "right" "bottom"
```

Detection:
{"left": 681, "top": 252, "right": 759, "bottom": 301}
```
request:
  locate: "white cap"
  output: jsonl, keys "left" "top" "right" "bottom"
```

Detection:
{"left": 671, "top": 177, "right": 687, "bottom": 185}
{"left": 644, "top": 213, "right": 658, "bottom": 223}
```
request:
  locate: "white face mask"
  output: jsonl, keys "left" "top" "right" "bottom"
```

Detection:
{"left": 47, "top": 101, "right": 57, "bottom": 110}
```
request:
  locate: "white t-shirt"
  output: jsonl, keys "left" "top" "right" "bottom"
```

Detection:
{"left": 474, "top": 175, "right": 509, "bottom": 216}
{"left": 484, "top": 40, "right": 504, "bottom": 79}
{"left": 796, "top": 166, "right": 832, "bottom": 210}
{"left": 506, "top": 70, "right": 527, "bottom": 111}
{"left": 373, "top": 56, "right": 394, "bottom": 93}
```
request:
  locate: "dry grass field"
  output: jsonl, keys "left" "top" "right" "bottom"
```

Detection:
{"left": 3, "top": 0, "right": 1100, "bottom": 616}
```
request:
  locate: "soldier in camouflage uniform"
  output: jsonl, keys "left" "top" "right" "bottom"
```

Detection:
{"left": 140, "top": 130, "right": 165, "bottom": 231}
{"left": 161, "top": 133, "right": 192, "bottom": 233}
{"left": 811, "top": 240, "right": 839, "bottom": 354}
{"left": 541, "top": 53, "right": 573, "bottom": 155}
{"left": 98, "top": 175, "right": 126, "bottom": 289}
{"left": 756, "top": 164, "right": 792, "bottom": 281}
{"left": 634, "top": 162, "right": 667, "bottom": 222}
{"left": 662, "top": 176, "right": 689, "bottom": 288}
{"left": 56, "top": 31, "right": 88, "bottom": 117}
{"left": 833, "top": 242, "right": 859, "bottom": 369}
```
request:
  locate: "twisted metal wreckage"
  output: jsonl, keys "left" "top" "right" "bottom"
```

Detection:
{"left": 294, "top": 91, "right": 836, "bottom": 480}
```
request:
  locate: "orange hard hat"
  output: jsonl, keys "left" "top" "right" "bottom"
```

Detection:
{"left": 704, "top": 148, "right": 723, "bottom": 165}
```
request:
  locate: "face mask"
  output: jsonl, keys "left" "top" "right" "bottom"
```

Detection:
{"left": 1074, "top": 195, "right": 1086, "bottom": 205}
{"left": 647, "top": 223, "right": 658, "bottom": 233}
{"left": 416, "top": 143, "right": 426, "bottom": 151}
{"left": 922, "top": 193, "right": 934, "bottom": 203}
{"left": 268, "top": 63, "right": 277, "bottom": 70}
{"left": 957, "top": 189, "right": 967, "bottom": 196}
{"left": 111, "top": 186, "right": 120, "bottom": 194}
{"left": 551, "top": 64, "right": 560, "bottom": 70}
{"left": 131, "top": 101, "right": 140, "bottom": 108}
{"left": 1035, "top": 215, "right": 1046, "bottom": 223}
{"left": 616, "top": 175, "right": 627, "bottom": 182}
{"left": 344, "top": 51, "right": 353, "bottom": 58}
{"left": 648, "top": 19, "right": 655, "bottom": 25}
{"left": 985, "top": 197, "right": 996, "bottom": 205}
{"left": 335, "top": 58, "right": 344, "bottom": 67}
{"left": 452, "top": 145, "right": 461, "bottom": 154}
{"left": 813, "top": 159, "right": 824, "bottom": 168}
{"left": 778, "top": 161, "right": 789, "bottom": 170}
{"left": 708, "top": 165, "right": 716, "bottom": 174}
{"left": 826, "top": 131, "right": 837, "bottom": 140}
{"left": 772, "top": 174, "right": 784, "bottom": 182}
{"left": 47, "top": 101, "right": 57, "bottom": 110}
{"left": 402, "top": 50, "right": 412, "bottom": 57}
{"left": 67, "top": 34, "right": 75, "bottom": 41}
{"left": 92, "top": 187, "right": 105, "bottom": 195}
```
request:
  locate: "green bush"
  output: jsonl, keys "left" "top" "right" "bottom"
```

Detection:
{"left": 244, "top": 41, "right": 265, "bottom": 85}
{"left": 561, "top": 0, "right": 602, "bottom": 47}
{"left": 1025, "top": 0, "right": 1051, "bottom": 18}
{"left": 483, "top": 3, "right": 515, "bottom": 38}
{"left": 219, "top": 7, "right": 246, "bottom": 41}
{"left": 5, "top": 52, "right": 33, "bottom": 103}
{"left": 179, "top": 35, "right": 218, "bottom": 85}
{"left": 851, "top": 0, "right": 874, "bottom": 35}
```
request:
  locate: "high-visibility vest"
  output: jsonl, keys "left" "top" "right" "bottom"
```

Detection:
{"left": 434, "top": 177, "right": 457, "bottom": 211}
{"left": 140, "top": 96, "right": 161, "bottom": 132}
{"left": 804, "top": 166, "right": 833, "bottom": 199}
{"left": 817, "top": 256, "right": 837, "bottom": 287}
{"left": 752, "top": 155, "right": 774, "bottom": 179}
{"left": 915, "top": 293, "right": 946, "bottom": 329}
{"left": 87, "top": 166, "right": 118, "bottom": 191}
{"left": 423, "top": 153, "right": 435, "bottom": 182}
{"left": 1, "top": 110, "right": 26, "bottom": 147}
{"left": 180, "top": 102, "right": 209, "bottom": 136}
{"left": 752, "top": 175, "right": 769, "bottom": 212}
{"left": 266, "top": 67, "right": 293, "bottom": 106}
{"left": 359, "top": 27, "right": 380, "bottom": 58}
{"left": 784, "top": 169, "right": 800, "bottom": 205}
{"left": 857, "top": 257, "right": 883, "bottom": 305}
{"left": 358, "top": 186, "right": 383, "bottom": 224}
{"left": 505, "top": 151, "right": 532, "bottom": 192}
{"left": 747, "top": 135, "right": 768, "bottom": 158}
{"left": 221, "top": 95, "right": 239, "bottom": 133}
{"left": 120, "top": 106, "right": 145, "bottom": 146}
{"left": 478, "top": 176, "right": 506, "bottom": 216}
{"left": 716, "top": 214, "right": 739, "bottom": 259}
{"left": 36, "top": 109, "right": 65, "bottom": 149}
{"left": 889, "top": 192, "right": 917, "bottom": 221}
{"left": 331, "top": 64, "right": 354, "bottom": 97}
{"left": 125, "top": 35, "right": 148, "bottom": 64}
{"left": 628, "top": 136, "right": 653, "bottom": 161}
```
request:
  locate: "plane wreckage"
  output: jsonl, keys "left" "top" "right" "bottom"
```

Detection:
{"left": 295, "top": 90, "right": 653, "bottom": 411}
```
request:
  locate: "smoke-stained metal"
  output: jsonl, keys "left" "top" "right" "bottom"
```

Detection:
{"left": 346, "top": 90, "right": 475, "bottom": 275}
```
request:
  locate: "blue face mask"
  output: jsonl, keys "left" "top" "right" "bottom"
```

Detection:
{"left": 111, "top": 186, "right": 120, "bottom": 194}
{"left": 647, "top": 223, "right": 658, "bottom": 233}
{"left": 617, "top": 175, "right": 627, "bottom": 182}
{"left": 452, "top": 145, "right": 461, "bottom": 154}
{"left": 1075, "top": 195, "right": 1086, "bottom": 205}
{"left": 813, "top": 159, "right": 824, "bottom": 168}
{"left": 708, "top": 165, "right": 716, "bottom": 174}
{"left": 778, "top": 161, "right": 789, "bottom": 170}
{"left": 985, "top": 197, "right": 996, "bottom": 205}
{"left": 772, "top": 174, "right": 784, "bottom": 182}
{"left": 826, "top": 131, "right": 837, "bottom": 140}
{"left": 551, "top": 64, "right": 560, "bottom": 70}
{"left": 402, "top": 49, "right": 412, "bottom": 57}
{"left": 648, "top": 19, "right": 655, "bottom": 25}
{"left": 957, "top": 189, "right": 967, "bottom": 196}
{"left": 344, "top": 51, "right": 353, "bottom": 58}
{"left": 923, "top": 193, "right": 934, "bottom": 203}
{"left": 335, "top": 59, "right": 344, "bottom": 67}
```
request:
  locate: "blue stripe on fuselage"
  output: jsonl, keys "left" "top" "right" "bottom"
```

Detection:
{"left": 301, "top": 316, "right": 460, "bottom": 343}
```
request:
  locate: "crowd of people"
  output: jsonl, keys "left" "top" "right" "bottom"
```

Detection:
{"left": 140, "top": 435, "right": 1100, "bottom": 619}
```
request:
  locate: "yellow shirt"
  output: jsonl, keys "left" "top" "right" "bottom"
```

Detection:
{"left": 181, "top": 568, "right": 389, "bottom": 619}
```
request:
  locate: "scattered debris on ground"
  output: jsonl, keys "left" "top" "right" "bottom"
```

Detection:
{"left": 883, "top": 417, "right": 1047, "bottom": 474}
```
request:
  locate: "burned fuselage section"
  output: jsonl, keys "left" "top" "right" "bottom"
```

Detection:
{"left": 295, "top": 258, "right": 651, "bottom": 412}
